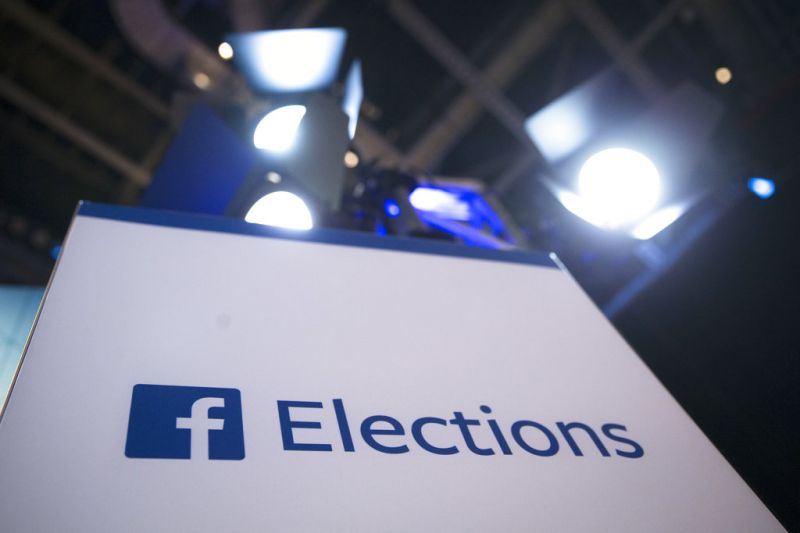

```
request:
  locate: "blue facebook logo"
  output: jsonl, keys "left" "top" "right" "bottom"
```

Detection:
{"left": 125, "top": 384, "right": 245, "bottom": 460}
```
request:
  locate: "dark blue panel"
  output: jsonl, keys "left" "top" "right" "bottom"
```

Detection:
{"left": 140, "top": 104, "right": 256, "bottom": 216}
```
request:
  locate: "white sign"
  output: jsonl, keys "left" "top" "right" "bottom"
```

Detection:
{"left": 0, "top": 203, "right": 784, "bottom": 532}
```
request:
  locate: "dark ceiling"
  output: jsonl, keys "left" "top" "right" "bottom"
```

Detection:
{"left": 0, "top": 0, "right": 798, "bottom": 528}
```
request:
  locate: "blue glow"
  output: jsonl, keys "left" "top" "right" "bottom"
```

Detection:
{"left": 50, "top": 244, "right": 61, "bottom": 260}
{"left": 409, "top": 186, "right": 471, "bottom": 221}
{"left": 408, "top": 185, "right": 513, "bottom": 249}
{"left": 748, "top": 177, "right": 775, "bottom": 199}
{"left": 384, "top": 199, "right": 401, "bottom": 218}
{"left": 227, "top": 28, "right": 347, "bottom": 93}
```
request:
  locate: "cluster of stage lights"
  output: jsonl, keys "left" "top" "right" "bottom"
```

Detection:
{"left": 216, "top": 39, "right": 317, "bottom": 231}
{"left": 218, "top": 38, "right": 767, "bottom": 240}
{"left": 218, "top": 31, "right": 362, "bottom": 232}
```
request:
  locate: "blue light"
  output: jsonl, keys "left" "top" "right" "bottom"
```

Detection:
{"left": 384, "top": 199, "right": 401, "bottom": 218}
{"left": 409, "top": 186, "right": 471, "bottom": 221}
{"left": 50, "top": 244, "right": 61, "bottom": 260}
{"left": 407, "top": 184, "right": 513, "bottom": 248}
{"left": 748, "top": 177, "right": 775, "bottom": 199}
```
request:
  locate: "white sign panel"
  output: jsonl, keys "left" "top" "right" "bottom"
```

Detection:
{"left": 0, "top": 203, "right": 784, "bottom": 532}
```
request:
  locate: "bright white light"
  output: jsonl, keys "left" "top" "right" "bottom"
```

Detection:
{"left": 577, "top": 148, "right": 661, "bottom": 228}
{"left": 253, "top": 105, "right": 307, "bottom": 153}
{"left": 244, "top": 28, "right": 346, "bottom": 92}
{"left": 556, "top": 189, "right": 607, "bottom": 228}
{"left": 409, "top": 187, "right": 471, "bottom": 220}
{"left": 244, "top": 191, "right": 313, "bottom": 230}
{"left": 631, "top": 205, "right": 684, "bottom": 240}
{"left": 525, "top": 103, "right": 591, "bottom": 161}
{"left": 218, "top": 42, "right": 234, "bottom": 60}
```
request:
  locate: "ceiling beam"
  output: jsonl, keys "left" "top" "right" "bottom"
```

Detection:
{"left": 0, "top": 77, "right": 150, "bottom": 187}
{"left": 290, "top": 0, "right": 331, "bottom": 28}
{"left": 0, "top": 0, "right": 170, "bottom": 120}
{"left": 227, "top": 0, "right": 269, "bottom": 32}
{"left": 568, "top": 0, "right": 664, "bottom": 101}
{"left": 387, "top": 0, "right": 554, "bottom": 171}
{"left": 395, "top": 1, "right": 568, "bottom": 171}
{"left": 0, "top": 111, "right": 115, "bottom": 191}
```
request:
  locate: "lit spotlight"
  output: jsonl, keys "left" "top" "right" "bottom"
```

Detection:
{"left": 266, "top": 171, "right": 282, "bottom": 184}
{"left": 631, "top": 205, "right": 684, "bottom": 240}
{"left": 253, "top": 105, "right": 307, "bottom": 153}
{"left": 344, "top": 150, "right": 359, "bottom": 168}
{"left": 192, "top": 72, "right": 211, "bottom": 90}
{"left": 227, "top": 28, "right": 347, "bottom": 93}
{"left": 748, "top": 177, "right": 775, "bottom": 199}
{"left": 244, "top": 191, "right": 313, "bottom": 230}
{"left": 715, "top": 67, "right": 732, "bottom": 85}
{"left": 576, "top": 148, "right": 661, "bottom": 228}
{"left": 218, "top": 41, "right": 234, "bottom": 60}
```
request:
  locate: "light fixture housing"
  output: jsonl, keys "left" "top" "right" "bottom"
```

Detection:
{"left": 227, "top": 28, "right": 347, "bottom": 94}
{"left": 544, "top": 80, "right": 724, "bottom": 240}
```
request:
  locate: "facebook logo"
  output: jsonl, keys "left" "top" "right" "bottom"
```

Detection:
{"left": 125, "top": 384, "right": 245, "bottom": 460}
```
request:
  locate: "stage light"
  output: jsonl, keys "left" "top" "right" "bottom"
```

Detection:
{"left": 631, "top": 205, "right": 684, "bottom": 240}
{"left": 576, "top": 148, "right": 661, "bottom": 228}
{"left": 266, "top": 171, "right": 282, "bottom": 184}
{"left": 192, "top": 72, "right": 211, "bottom": 90}
{"left": 409, "top": 186, "right": 471, "bottom": 221}
{"left": 244, "top": 191, "right": 313, "bottom": 230}
{"left": 253, "top": 105, "right": 307, "bottom": 153}
{"left": 227, "top": 28, "right": 347, "bottom": 93}
{"left": 218, "top": 42, "right": 234, "bottom": 60}
{"left": 748, "top": 177, "right": 775, "bottom": 199}
{"left": 715, "top": 67, "right": 732, "bottom": 85}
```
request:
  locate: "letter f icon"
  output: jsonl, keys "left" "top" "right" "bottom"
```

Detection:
{"left": 176, "top": 397, "right": 225, "bottom": 459}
